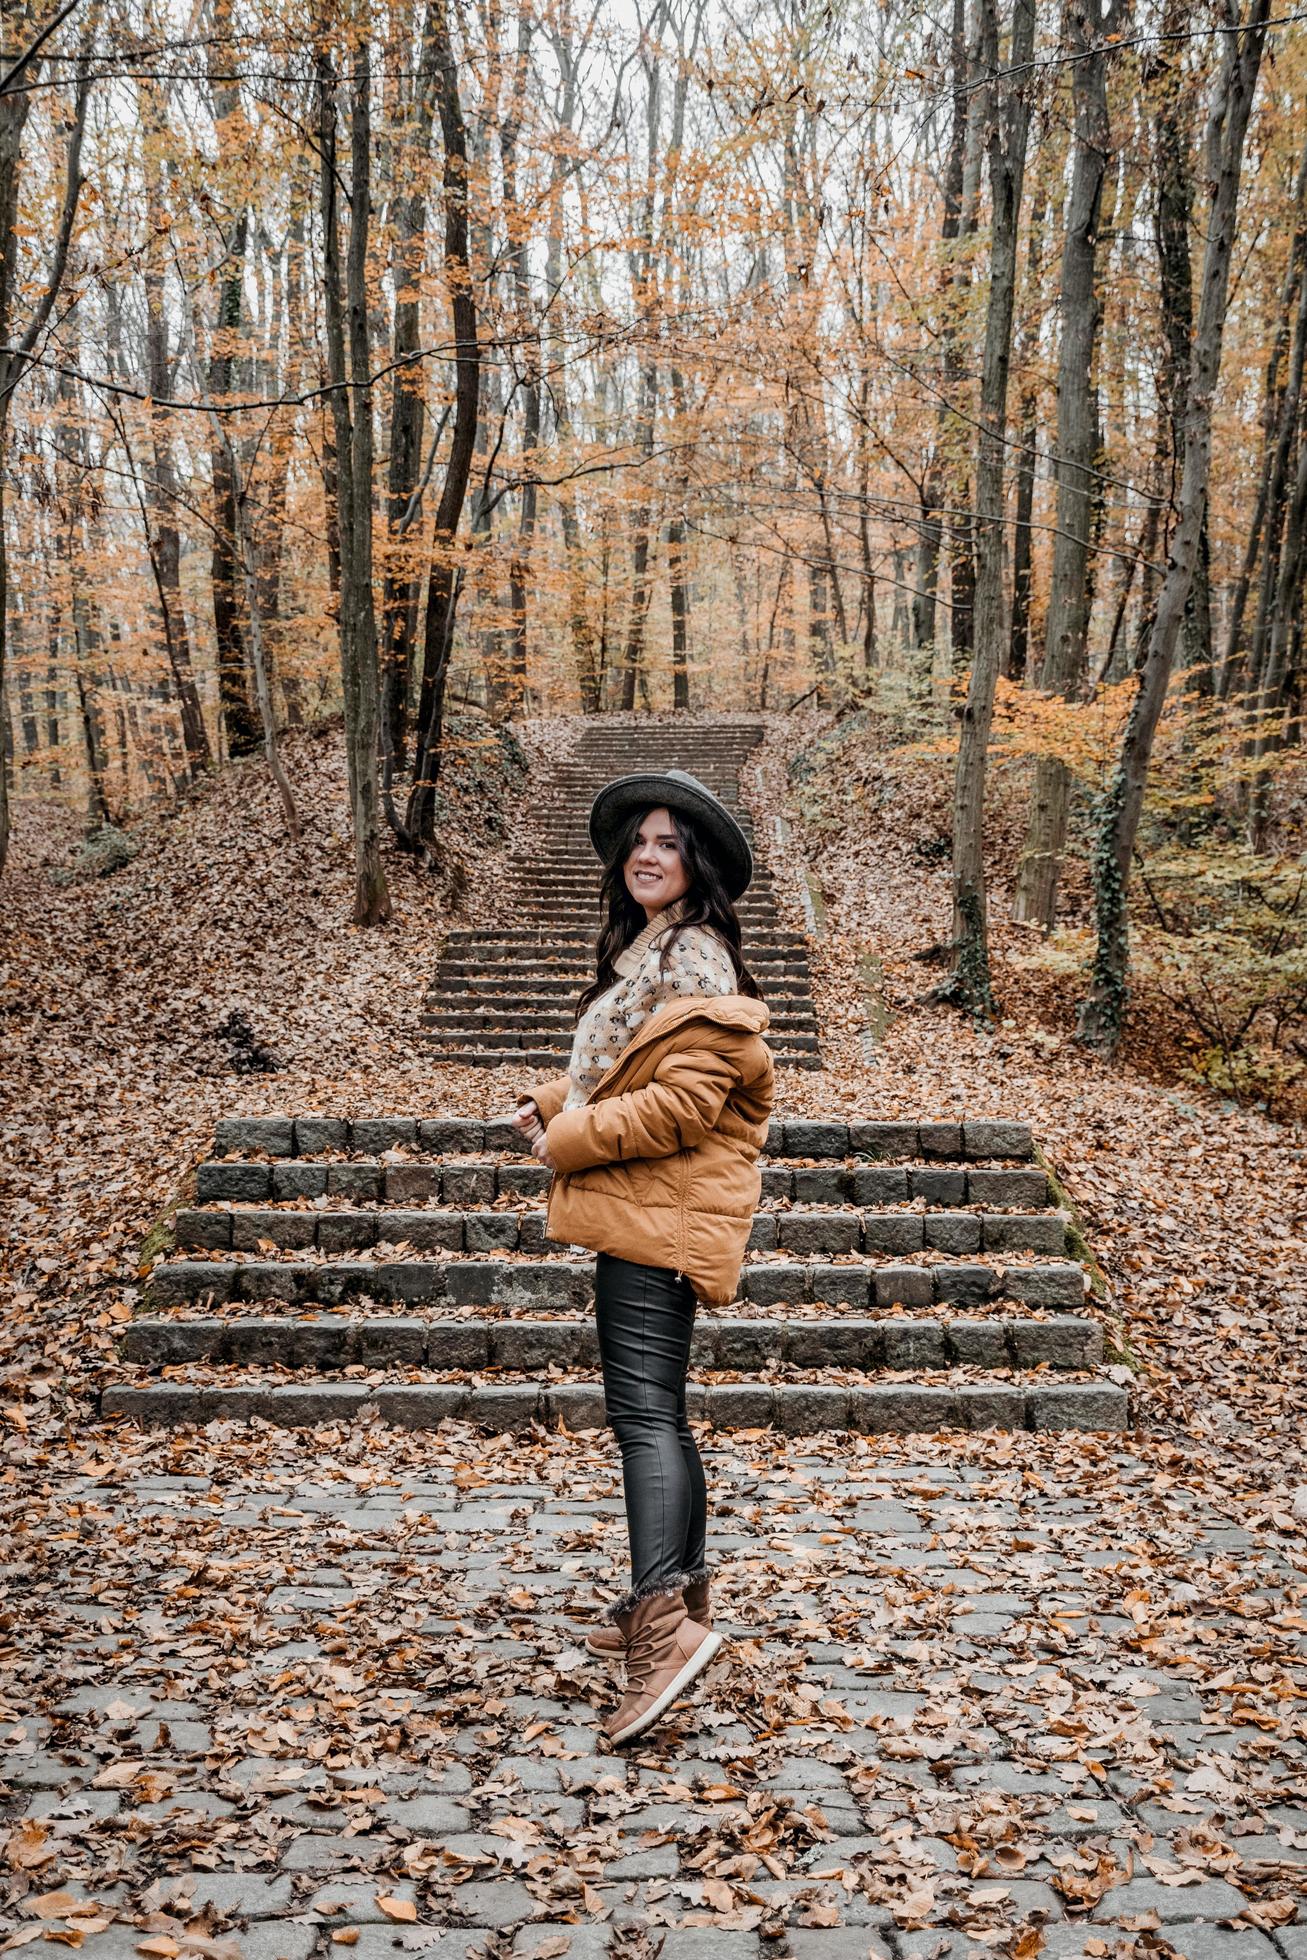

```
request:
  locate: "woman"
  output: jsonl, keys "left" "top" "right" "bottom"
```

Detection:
{"left": 510, "top": 768, "right": 775, "bottom": 1746}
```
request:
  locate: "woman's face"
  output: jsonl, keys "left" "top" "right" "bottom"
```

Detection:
{"left": 623, "top": 806, "right": 691, "bottom": 919}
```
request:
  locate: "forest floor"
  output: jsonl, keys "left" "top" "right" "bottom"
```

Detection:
{"left": 1, "top": 710, "right": 1305, "bottom": 1960}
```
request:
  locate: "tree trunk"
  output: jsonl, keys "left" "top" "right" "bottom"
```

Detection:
{"left": 208, "top": 207, "right": 261, "bottom": 759}
{"left": 1013, "top": 0, "right": 1123, "bottom": 928}
{"left": 1009, "top": 194, "right": 1048, "bottom": 682}
{"left": 405, "top": 0, "right": 479, "bottom": 852}
{"left": 940, "top": 0, "right": 1037, "bottom": 1018}
{"left": 318, "top": 43, "right": 391, "bottom": 922}
{"left": 1078, "top": 0, "right": 1271, "bottom": 1051}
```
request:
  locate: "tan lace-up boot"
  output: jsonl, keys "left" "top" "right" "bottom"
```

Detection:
{"left": 603, "top": 1591, "right": 722, "bottom": 1745}
{"left": 586, "top": 1574, "right": 711, "bottom": 1660}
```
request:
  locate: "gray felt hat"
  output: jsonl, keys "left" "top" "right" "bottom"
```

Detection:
{"left": 589, "top": 769, "right": 754, "bottom": 899}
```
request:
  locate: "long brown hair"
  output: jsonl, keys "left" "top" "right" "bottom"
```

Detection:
{"left": 577, "top": 805, "right": 760, "bottom": 1018}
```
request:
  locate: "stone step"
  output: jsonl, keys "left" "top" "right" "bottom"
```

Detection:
{"left": 417, "top": 1026, "right": 824, "bottom": 1054}
{"left": 120, "top": 1311, "right": 1104, "bottom": 1371}
{"left": 422, "top": 1048, "right": 820, "bottom": 1070}
{"left": 195, "top": 1156, "right": 1050, "bottom": 1206}
{"left": 208, "top": 1115, "right": 1036, "bottom": 1162}
{"left": 175, "top": 1203, "right": 1068, "bottom": 1257}
{"left": 100, "top": 1373, "right": 1127, "bottom": 1434}
{"left": 437, "top": 933, "right": 809, "bottom": 955}
{"left": 417, "top": 1008, "right": 821, "bottom": 1032}
{"left": 143, "top": 1253, "right": 1087, "bottom": 1311}
{"left": 432, "top": 958, "right": 813, "bottom": 981}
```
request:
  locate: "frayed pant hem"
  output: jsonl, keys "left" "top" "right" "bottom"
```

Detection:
{"left": 607, "top": 1568, "right": 705, "bottom": 1624}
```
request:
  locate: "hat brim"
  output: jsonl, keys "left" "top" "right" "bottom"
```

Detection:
{"left": 589, "top": 772, "right": 754, "bottom": 899}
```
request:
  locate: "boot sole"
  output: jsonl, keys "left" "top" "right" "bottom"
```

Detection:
{"left": 607, "top": 1629, "right": 724, "bottom": 1744}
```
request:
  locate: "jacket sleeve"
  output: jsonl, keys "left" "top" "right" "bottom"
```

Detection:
{"left": 526, "top": 1073, "right": 572, "bottom": 1126}
{"left": 545, "top": 1043, "right": 738, "bottom": 1172}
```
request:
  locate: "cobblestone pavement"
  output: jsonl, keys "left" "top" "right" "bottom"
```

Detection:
{"left": 3, "top": 1431, "right": 1305, "bottom": 1960}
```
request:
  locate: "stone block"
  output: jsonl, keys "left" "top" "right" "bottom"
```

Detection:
{"left": 355, "top": 1319, "right": 427, "bottom": 1367}
{"left": 964, "top": 1119, "right": 1034, "bottom": 1159}
{"left": 265, "top": 1384, "right": 370, "bottom": 1426}
{"left": 250, "top": 1320, "right": 346, "bottom": 1369}
{"left": 779, "top": 1213, "right": 860, "bottom": 1255}
{"left": 371, "top": 1260, "right": 442, "bottom": 1304}
{"left": 315, "top": 1211, "right": 371, "bottom": 1252}
{"left": 326, "top": 1163, "right": 381, "bottom": 1202}
{"left": 350, "top": 1117, "right": 417, "bottom": 1153}
{"left": 445, "top": 1260, "right": 501, "bottom": 1305}
{"left": 499, "top": 1162, "right": 549, "bottom": 1196}
{"left": 442, "top": 1165, "right": 497, "bottom": 1205}
{"left": 426, "top": 1322, "right": 490, "bottom": 1369}
{"left": 984, "top": 1211, "right": 1067, "bottom": 1254}
{"left": 232, "top": 1209, "right": 314, "bottom": 1252}
{"left": 793, "top": 1166, "right": 850, "bottom": 1202}
{"left": 294, "top": 1116, "right": 348, "bottom": 1154}
{"left": 849, "top": 1121, "right": 917, "bottom": 1160}
{"left": 774, "top": 1385, "right": 851, "bottom": 1433}
{"left": 465, "top": 1212, "right": 521, "bottom": 1252}
{"left": 312, "top": 1259, "right": 374, "bottom": 1304}
{"left": 491, "top": 1321, "right": 584, "bottom": 1369}
{"left": 146, "top": 1260, "right": 235, "bottom": 1308}
{"left": 375, "top": 1385, "right": 469, "bottom": 1428}
{"left": 742, "top": 1262, "right": 807, "bottom": 1306}
{"left": 715, "top": 1320, "right": 781, "bottom": 1369}
{"left": 787, "top": 1935, "right": 892, "bottom": 1960}
{"left": 1009, "top": 1315, "right": 1101, "bottom": 1367}
{"left": 924, "top": 1211, "right": 982, "bottom": 1254}
{"left": 874, "top": 1264, "right": 932, "bottom": 1308}
{"left": 1005, "top": 1262, "right": 1085, "bottom": 1306}
{"left": 231, "top": 1260, "right": 301, "bottom": 1303}
{"left": 945, "top": 1320, "right": 1009, "bottom": 1366}
{"left": 1089, "top": 1878, "right": 1250, "bottom": 1924}
{"left": 175, "top": 1208, "right": 231, "bottom": 1250}
{"left": 862, "top": 1212, "right": 925, "bottom": 1254}
{"left": 809, "top": 1263, "right": 872, "bottom": 1308}
{"left": 919, "top": 1121, "right": 964, "bottom": 1158}
{"left": 967, "top": 1166, "right": 1048, "bottom": 1206}
{"left": 909, "top": 1166, "right": 967, "bottom": 1205}
{"left": 786, "top": 1318, "right": 883, "bottom": 1369}
{"left": 515, "top": 1924, "right": 615, "bottom": 1958}
{"left": 705, "top": 1383, "right": 775, "bottom": 1427}
{"left": 765, "top": 1119, "right": 785, "bottom": 1154}
{"left": 932, "top": 1262, "right": 997, "bottom": 1304}
{"left": 747, "top": 1213, "right": 778, "bottom": 1250}
{"left": 419, "top": 1118, "right": 485, "bottom": 1153}
{"left": 215, "top": 1115, "right": 294, "bottom": 1157}
{"left": 784, "top": 1119, "right": 849, "bottom": 1157}
{"left": 197, "top": 1161, "right": 270, "bottom": 1202}
{"left": 544, "top": 1383, "right": 608, "bottom": 1430}
{"left": 518, "top": 1212, "right": 549, "bottom": 1254}
{"left": 468, "top": 1384, "right": 542, "bottom": 1429}
{"left": 1028, "top": 1384, "right": 1127, "bottom": 1431}
{"left": 380, "top": 1207, "right": 462, "bottom": 1254}
{"left": 849, "top": 1385, "right": 958, "bottom": 1433}
{"left": 121, "top": 1320, "right": 211, "bottom": 1364}
{"left": 956, "top": 1382, "right": 1026, "bottom": 1430}
{"left": 851, "top": 1165, "right": 910, "bottom": 1204}
{"left": 882, "top": 1319, "right": 947, "bottom": 1368}
{"left": 384, "top": 1163, "right": 443, "bottom": 1202}
{"left": 484, "top": 1118, "right": 522, "bottom": 1153}
{"left": 272, "top": 1162, "right": 328, "bottom": 1198}
{"left": 760, "top": 1165, "right": 794, "bottom": 1199}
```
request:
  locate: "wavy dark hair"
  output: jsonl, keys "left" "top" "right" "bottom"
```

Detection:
{"left": 576, "top": 805, "right": 760, "bottom": 1018}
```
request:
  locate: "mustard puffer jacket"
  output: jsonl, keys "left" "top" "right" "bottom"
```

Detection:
{"left": 529, "top": 995, "right": 775, "bottom": 1307}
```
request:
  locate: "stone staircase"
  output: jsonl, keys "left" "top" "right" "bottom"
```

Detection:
{"left": 418, "top": 716, "right": 822, "bottom": 1069}
{"left": 103, "top": 1113, "right": 1128, "bottom": 1433}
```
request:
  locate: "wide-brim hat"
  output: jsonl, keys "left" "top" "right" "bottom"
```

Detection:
{"left": 589, "top": 769, "right": 754, "bottom": 899}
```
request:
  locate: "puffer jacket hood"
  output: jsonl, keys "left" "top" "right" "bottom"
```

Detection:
{"left": 530, "top": 994, "right": 775, "bottom": 1306}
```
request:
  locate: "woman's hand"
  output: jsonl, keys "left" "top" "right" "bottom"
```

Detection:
{"left": 531, "top": 1133, "right": 557, "bottom": 1170}
{"left": 508, "top": 1100, "right": 544, "bottom": 1145}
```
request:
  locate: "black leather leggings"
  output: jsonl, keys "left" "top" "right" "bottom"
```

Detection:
{"left": 593, "top": 1251, "right": 707, "bottom": 1597}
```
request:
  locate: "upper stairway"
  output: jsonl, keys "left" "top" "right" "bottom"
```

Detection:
{"left": 418, "top": 717, "right": 821, "bottom": 1069}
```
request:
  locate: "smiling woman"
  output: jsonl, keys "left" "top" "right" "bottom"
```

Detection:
{"left": 506, "top": 768, "right": 774, "bottom": 1747}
